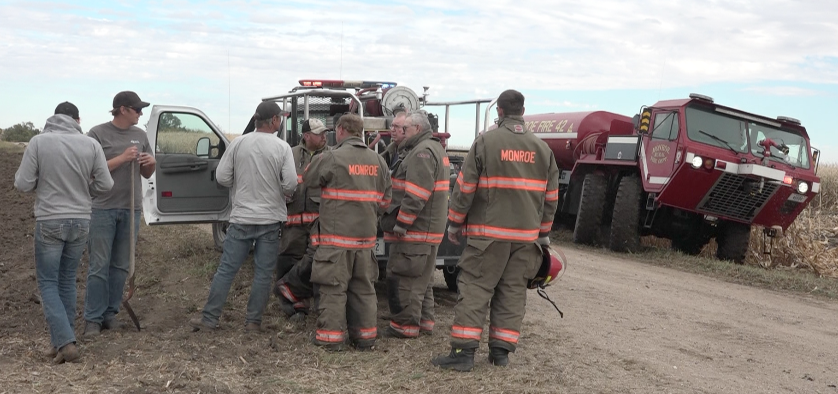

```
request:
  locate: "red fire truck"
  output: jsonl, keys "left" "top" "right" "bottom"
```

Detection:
{"left": 485, "top": 93, "right": 820, "bottom": 263}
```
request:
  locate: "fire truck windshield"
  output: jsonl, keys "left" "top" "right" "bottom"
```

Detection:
{"left": 748, "top": 122, "right": 810, "bottom": 169}
{"left": 686, "top": 106, "right": 748, "bottom": 153}
{"left": 685, "top": 105, "right": 810, "bottom": 169}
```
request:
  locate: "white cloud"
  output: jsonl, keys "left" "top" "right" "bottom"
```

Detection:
{"left": 1, "top": 0, "right": 838, "bottom": 133}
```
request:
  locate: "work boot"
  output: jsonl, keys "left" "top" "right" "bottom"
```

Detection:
{"left": 488, "top": 347, "right": 509, "bottom": 367}
{"left": 83, "top": 321, "right": 101, "bottom": 337}
{"left": 420, "top": 329, "right": 433, "bottom": 337}
{"left": 189, "top": 316, "right": 218, "bottom": 331}
{"left": 244, "top": 322, "right": 261, "bottom": 333}
{"left": 382, "top": 325, "right": 414, "bottom": 339}
{"left": 430, "top": 348, "right": 475, "bottom": 372}
{"left": 44, "top": 345, "right": 58, "bottom": 358}
{"left": 53, "top": 343, "right": 80, "bottom": 364}
{"left": 288, "top": 312, "right": 306, "bottom": 325}
{"left": 102, "top": 317, "right": 124, "bottom": 330}
{"left": 310, "top": 334, "right": 345, "bottom": 352}
{"left": 354, "top": 341, "right": 375, "bottom": 352}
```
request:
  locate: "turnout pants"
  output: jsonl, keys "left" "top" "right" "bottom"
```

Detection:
{"left": 450, "top": 238, "right": 541, "bottom": 352}
{"left": 276, "top": 224, "right": 310, "bottom": 280}
{"left": 386, "top": 243, "right": 437, "bottom": 337}
{"left": 311, "top": 246, "right": 378, "bottom": 347}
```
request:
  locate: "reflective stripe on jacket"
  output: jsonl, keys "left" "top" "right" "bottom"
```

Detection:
{"left": 448, "top": 116, "right": 560, "bottom": 242}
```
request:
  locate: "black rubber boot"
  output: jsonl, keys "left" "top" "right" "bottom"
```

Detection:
{"left": 431, "top": 348, "right": 475, "bottom": 372}
{"left": 488, "top": 347, "right": 509, "bottom": 367}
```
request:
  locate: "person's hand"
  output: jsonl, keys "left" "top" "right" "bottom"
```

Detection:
{"left": 138, "top": 152, "right": 155, "bottom": 167}
{"left": 447, "top": 225, "right": 462, "bottom": 245}
{"left": 536, "top": 236, "right": 550, "bottom": 246}
{"left": 393, "top": 224, "right": 407, "bottom": 237}
{"left": 121, "top": 146, "right": 139, "bottom": 162}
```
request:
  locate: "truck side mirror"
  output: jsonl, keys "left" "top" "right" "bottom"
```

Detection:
{"left": 196, "top": 137, "right": 210, "bottom": 158}
{"left": 632, "top": 114, "right": 641, "bottom": 131}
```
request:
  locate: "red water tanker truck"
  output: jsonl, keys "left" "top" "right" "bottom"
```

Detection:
{"left": 486, "top": 93, "right": 821, "bottom": 263}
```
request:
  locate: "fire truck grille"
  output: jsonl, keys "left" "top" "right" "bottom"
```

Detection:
{"left": 696, "top": 173, "right": 778, "bottom": 222}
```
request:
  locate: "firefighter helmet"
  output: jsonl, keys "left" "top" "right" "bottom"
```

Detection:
{"left": 527, "top": 245, "right": 567, "bottom": 289}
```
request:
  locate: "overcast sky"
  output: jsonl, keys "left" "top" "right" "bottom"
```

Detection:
{"left": 2, "top": 0, "right": 838, "bottom": 160}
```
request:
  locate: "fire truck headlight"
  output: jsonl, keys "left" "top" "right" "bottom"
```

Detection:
{"left": 691, "top": 156, "right": 703, "bottom": 169}
{"left": 797, "top": 181, "right": 809, "bottom": 194}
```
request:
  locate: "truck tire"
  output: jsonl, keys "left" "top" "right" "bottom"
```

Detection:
{"left": 609, "top": 175, "right": 642, "bottom": 253}
{"left": 443, "top": 267, "right": 460, "bottom": 292}
{"left": 716, "top": 221, "right": 750, "bottom": 264}
{"left": 212, "top": 221, "right": 229, "bottom": 251}
{"left": 672, "top": 234, "right": 710, "bottom": 256}
{"left": 573, "top": 173, "right": 607, "bottom": 246}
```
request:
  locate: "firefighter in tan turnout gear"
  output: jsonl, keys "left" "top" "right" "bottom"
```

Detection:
{"left": 274, "top": 119, "right": 328, "bottom": 319}
{"left": 431, "top": 90, "right": 560, "bottom": 371}
{"left": 383, "top": 111, "right": 449, "bottom": 338}
{"left": 305, "top": 113, "right": 392, "bottom": 351}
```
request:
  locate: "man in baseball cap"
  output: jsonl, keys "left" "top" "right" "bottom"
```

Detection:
{"left": 83, "top": 91, "right": 155, "bottom": 337}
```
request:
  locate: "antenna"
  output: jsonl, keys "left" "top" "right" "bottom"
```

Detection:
{"left": 228, "top": 50, "right": 231, "bottom": 134}
{"left": 340, "top": 22, "right": 343, "bottom": 79}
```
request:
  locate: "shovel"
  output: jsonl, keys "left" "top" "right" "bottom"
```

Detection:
{"left": 122, "top": 158, "right": 141, "bottom": 332}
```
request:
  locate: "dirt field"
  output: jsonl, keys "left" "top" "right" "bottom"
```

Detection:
{"left": 2, "top": 144, "right": 838, "bottom": 393}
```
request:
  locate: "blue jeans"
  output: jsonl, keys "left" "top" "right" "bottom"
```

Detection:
{"left": 200, "top": 223, "right": 281, "bottom": 326}
{"left": 84, "top": 209, "right": 140, "bottom": 324}
{"left": 35, "top": 219, "right": 89, "bottom": 350}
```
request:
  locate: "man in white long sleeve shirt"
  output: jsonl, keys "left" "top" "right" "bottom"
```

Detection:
{"left": 190, "top": 101, "right": 297, "bottom": 332}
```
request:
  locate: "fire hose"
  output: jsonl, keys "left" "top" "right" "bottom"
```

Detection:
{"left": 122, "top": 158, "right": 141, "bottom": 332}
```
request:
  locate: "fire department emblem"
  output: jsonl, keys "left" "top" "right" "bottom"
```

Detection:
{"left": 651, "top": 144, "right": 670, "bottom": 164}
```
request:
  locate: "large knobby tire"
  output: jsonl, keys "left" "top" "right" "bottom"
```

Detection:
{"left": 573, "top": 173, "right": 607, "bottom": 245}
{"left": 672, "top": 234, "right": 710, "bottom": 256}
{"left": 443, "top": 267, "right": 460, "bottom": 292}
{"left": 212, "top": 221, "right": 229, "bottom": 251}
{"left": 609, "top": 175, "right": 642, "bottom": 253}
{"left": 716, "top": 221, "right": 750, "bottom": 264}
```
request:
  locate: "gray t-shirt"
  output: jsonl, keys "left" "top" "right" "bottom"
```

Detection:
{"left": 87, "top": 122, "right": 152, "bottom": 210}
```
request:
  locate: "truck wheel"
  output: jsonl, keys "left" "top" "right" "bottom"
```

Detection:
{"left": 212, "top": 221, "right": 229, "bottom": 251}
{"left": 609, "top": 175, "right": 642, "bottom": 253}
{"left": 672, "top": 234, "right": 709, "bottom": 256}
{"left": 443, "top": 267, "right": 460, "bottom": 292}
{"left": 573, "top": 173, "right": 607, "bottom": 246}
{"left": 716, "top": 221, "right": 750, "bottom": 264}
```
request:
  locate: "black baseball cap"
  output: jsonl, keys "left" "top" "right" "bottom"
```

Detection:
{"left": 112, "top": 91, "right": 150, "bottom": 110}
{"left": 54, "top": 101, "right": 80, "bottom": 120}
{"left": 254, "top": 101, "right": 285, "bottom": 121}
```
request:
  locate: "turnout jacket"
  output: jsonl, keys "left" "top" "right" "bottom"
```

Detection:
{"left": 382, "top": 130, "right": 449, "bottom": 244}
{"left": 448, "top": 116, "right": 560, "bottom": 242}
{"left": 304, "top": 136, "right": 392, "bottom": 249}
{"left": 285, "top": 143, "right": 328, "bottom": 227}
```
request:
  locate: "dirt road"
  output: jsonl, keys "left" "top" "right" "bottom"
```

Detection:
{"left": 2, "top": 144, "right": 837, "bottom": 393}
{"left": 534, "top": 247, "right": 838, "bottom": 393}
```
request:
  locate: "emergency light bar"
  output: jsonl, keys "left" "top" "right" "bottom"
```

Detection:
{"left": 298, "top": 79, "right": 397, "bottom": 89}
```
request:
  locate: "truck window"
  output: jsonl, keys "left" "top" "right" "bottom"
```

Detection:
{"left": 156, "top": 112, "right": 222, "bottom": 158}
{"left": 685, "top": 106, "right": 748, "bottom": 153}
{"left": 651, "top": 111, "right": 679, "bottom": 140}
{"left": 748, "top": 122, "right": 810, "bottom": 169}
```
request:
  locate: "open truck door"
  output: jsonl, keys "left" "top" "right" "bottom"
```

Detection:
{"left": 142, "top": 105, "right": 231, "bottom": 245}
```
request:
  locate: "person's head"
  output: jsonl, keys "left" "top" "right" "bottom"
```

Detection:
{"left": 496, "top": 89, "right": 525, "bottom": 118}
{"left": 110, "top": 91, "right": 150, "bottom": 127}
{"left": 335, "top": 113, "right": 363, "bottom": 143}
{"left": 54, "top": 101, "right": 80, "bottom": 124}
{"left": 301, "top": 118, "right": 327, "bottom": 150}
{"left": 389, "top": 112, "right": 408, "bottom": 146}
{"left": 253, "top": 101, "right": 284, "bottom": 132}
{"left": 403, "top": 111, "right": 431, "bottom": 140}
